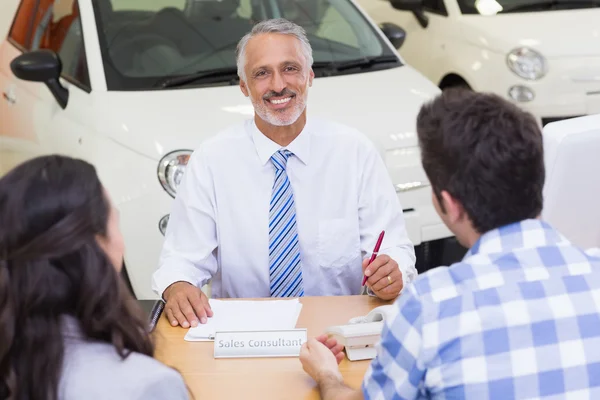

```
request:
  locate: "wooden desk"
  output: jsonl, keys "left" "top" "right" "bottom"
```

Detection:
{"left": 153, "top": 295, "right": 389, "bottom": 400}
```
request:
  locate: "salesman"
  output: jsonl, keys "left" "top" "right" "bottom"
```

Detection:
{"left": 151, "top": 18, "right": 416, "bottom": 328}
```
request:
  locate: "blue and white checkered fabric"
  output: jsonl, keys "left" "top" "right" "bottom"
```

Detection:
{"left": 362, "top": 219, "right": 600, "bottom": 399}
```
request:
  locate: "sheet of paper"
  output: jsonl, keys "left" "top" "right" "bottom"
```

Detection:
{"left": 184, "top": 299, "right": 303, "bottom": 341}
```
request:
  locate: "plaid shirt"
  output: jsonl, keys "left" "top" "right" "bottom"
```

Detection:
{"left": 362, "top": 219, "right": 600, "bottom": 399}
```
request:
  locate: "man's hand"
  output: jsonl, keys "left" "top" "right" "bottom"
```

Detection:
{"left": 300, "top": 336, "right": 344, "bottom": 383}
{"left": 163, "top": 281, "right": 213, "bottom": 328}
{"left": 363, "top": 255, "right": 403, "bottom": 300}
{"left": 318, "top": 334, "right": 346, "bottom": 364}
{"left": 300, "top": 336, "right": 364, "bottom": 400}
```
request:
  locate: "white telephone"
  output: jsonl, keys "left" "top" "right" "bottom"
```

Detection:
{"left": 325, "top": 305, "right": 393, "bottom": 361}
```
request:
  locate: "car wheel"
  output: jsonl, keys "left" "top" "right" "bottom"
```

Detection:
{"left": 439, "top": 74, "right": 471, "bottom": 91}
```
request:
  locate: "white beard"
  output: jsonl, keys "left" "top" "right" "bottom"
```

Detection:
{"left": 249, "top": 81, "right": 310, "bottom": 126}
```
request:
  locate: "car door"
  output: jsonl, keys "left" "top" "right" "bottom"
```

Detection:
{"left": 0, "top": 0, "right": 43, "bottom": 176}
{"left": 357, "top": 0, "right": 452, "bottom": 86}
{"left": 397, "top": 0, "right": 453, "bottom": 83}
{"left": 0, "top": 0, "right": 94, "bottom": 177}
{"left": 0, "top": 0, "right": 22, "bottom": 152}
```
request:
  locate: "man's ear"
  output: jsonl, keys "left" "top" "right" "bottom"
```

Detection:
{"left": 240, "top": 79, "right": 249, "bottom": 97}
{"left": 309, "top": 69, "right": 314, "bottom": 87}
{"left": 440, "top": 190, "right": 466, "bottom": 224}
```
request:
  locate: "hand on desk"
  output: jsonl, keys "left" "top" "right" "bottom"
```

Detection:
{"left": 163, "top": 282, "right": 213, "bottom": 328}
{"left": 300, "top": 334, "right": 345, "bottom": 381}
{"left": 363, "top": 255, "right": 403, "bottom": 300}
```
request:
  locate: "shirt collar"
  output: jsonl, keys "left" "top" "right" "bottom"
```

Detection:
{"left": 464, "top": 218, "right": 571, "bottom": 260}
{"left": 250, "top": 118, "right": 311, "bottom": 166}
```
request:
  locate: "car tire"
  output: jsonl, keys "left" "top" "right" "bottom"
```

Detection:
{"left": 439, "top": 74, "right": 471, "bottom": 91}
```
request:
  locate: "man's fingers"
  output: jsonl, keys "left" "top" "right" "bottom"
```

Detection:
{"left": 381, "top": 278, "right": 404, "bottom": 295}
{"left": 202, "top": 294, "right": 214, "bottom": 317}
{"left": 300, "top": 342, "right": 309, "bottom": 358}
{"left": 371, "top": 271, "right": 400, "bottom": 293}
{"left": 364, "top": 255, "right": 390, "bottom": 277}
{"left": 325, "top": 337, "right": 339, "bottom": 349}
{"left": 331, "top": 343, "right": 345, "bottom": 355}
{"left": 306, "top": 338, "right": 320, "bottom": 349}
{"left": 335, "top": 352, "right": 345, "bottom": 364}
{"left": 189, "top": 294, "right": 209, "bottom": 324}
{"left": 370, "top": 269, "right": 404, "bottom": 299}
{"left": 315, "top": 334, "right": 329, "bottom": 345}
{"left": 170, "top": 304, "right": 190, "bottom": 328}
{"left": 178, "top": 298, "right": 201, "bottom": 327}
{"left": 362, "top": 258, "right": 369, "bottom": 272}
{"left": 368, "top": 262, "right": 396, "bottom": 290}
{"left": 165, "top": 307, "right": 178, "bottom": 327}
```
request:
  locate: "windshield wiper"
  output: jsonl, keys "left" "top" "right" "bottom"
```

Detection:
{"left": 156, "top": 67, "right": 239, "bottom": 88}
{"left": 157, "top": 56, "right": 400, "bottom": 87}
{"left": 503, "top": 0, "right": 600, "bottom": 12}
{"left": 313, "top": 55, "right": 400, "bottom": 73}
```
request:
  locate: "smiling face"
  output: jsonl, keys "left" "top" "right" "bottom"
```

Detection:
{"left": 240, "top": 33, "right": 314, "bottom": 127}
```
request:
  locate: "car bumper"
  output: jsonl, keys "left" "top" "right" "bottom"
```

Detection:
{"left": 489, "top": 56, "right": 600, "bottom": 125}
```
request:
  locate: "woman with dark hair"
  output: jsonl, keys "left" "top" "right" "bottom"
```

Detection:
{"left": 0, "top": 155, "right": 189, "bottom": 400}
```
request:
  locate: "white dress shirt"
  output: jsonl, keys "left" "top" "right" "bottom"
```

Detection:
{"left": 152, "top": 117, "right": 417, "bottom": 298}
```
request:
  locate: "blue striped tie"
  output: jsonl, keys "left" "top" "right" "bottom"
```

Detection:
{"left": 269, "top": 150, "right": 304, "bottom": 297}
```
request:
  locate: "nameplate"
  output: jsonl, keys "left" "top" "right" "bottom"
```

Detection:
{"left": 213, "top": 329, "right": 307, "bottom": 359}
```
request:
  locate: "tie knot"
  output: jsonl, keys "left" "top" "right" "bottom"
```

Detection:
{"left": 270, "top": 150, "right": 293, "bottom": 171}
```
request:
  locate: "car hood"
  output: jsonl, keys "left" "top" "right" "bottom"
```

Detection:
{"left": 93, "top": 66, "right": 439, "bottom": 161}
{"left": 460, "top": 9, "right": 600, "bottom": 57}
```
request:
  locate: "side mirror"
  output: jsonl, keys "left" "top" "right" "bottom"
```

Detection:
{"left": 389, "top": 0, "right": 422, "bottom": 11}
{"left": 388, "top": 0, "right": 429, "bottom": 28}
{"left": 379, "top": 23, "right": 406, "bottom": 49}
{"left": 10, "top": 50, "right": 69, "bottom": 109}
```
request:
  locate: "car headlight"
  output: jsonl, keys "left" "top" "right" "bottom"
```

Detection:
{"left": 507, "top": 47, "right": 547, "bottom": 81}
{"left": 158, "top": 150, "right": 192, "bottom": 197}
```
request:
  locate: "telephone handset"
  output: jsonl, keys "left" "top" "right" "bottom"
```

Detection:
{"left": 325, "top": 305, "right": 394, "bottom": 361}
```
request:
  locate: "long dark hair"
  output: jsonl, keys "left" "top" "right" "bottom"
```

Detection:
{"left": 0, "top": 155, "right": 153, "bottom": 400}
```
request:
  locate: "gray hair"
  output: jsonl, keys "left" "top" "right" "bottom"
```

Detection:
{"left": 236, "top": 18, "right": 314, "bottom": 81}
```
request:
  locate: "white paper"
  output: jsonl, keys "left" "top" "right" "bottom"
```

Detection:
{"left": 184, "top": 299, "right": 303, "bottom": 341}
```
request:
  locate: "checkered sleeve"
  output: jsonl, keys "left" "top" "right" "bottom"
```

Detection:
{"left": 362, "top": 284, "right": 426, "bottom": 400}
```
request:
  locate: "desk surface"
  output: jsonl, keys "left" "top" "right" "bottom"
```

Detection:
{"left": 153, "top": 295, "right": 389, "bottom": 400}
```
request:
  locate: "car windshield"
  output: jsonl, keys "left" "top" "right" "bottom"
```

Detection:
{"left": 93, "top": 0, "right": 400, "bottom": 90}
{"left": 458, "top": 0, "right": 600, "bottom": 14}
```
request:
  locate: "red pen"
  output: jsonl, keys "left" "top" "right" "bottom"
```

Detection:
{"left": 362, "top": 230, "right": 385, "bottom": 286}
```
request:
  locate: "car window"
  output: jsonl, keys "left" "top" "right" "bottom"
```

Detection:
{"left": 94, "top": 0, "right": 399, "bottom": 91}
{"left": 111, "top": 0, "right": 185, "bottom": 11}
{"left": 278, "top": 0, "right": 359, "bottom": 48}
{"left": 9, "top": 0, "right": 38, "bottom": 49}
{"left": 458, "top": 0, "right": 600, "bottom": 14}
{"left": 30, "top": 0, "right": 90, "bottom": 89}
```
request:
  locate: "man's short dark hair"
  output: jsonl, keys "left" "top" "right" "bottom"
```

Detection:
{"left": 417, "top": 88, "right": 544, "bottom": 234}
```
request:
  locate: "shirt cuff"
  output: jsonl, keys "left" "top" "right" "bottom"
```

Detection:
{"left": 380, "top": 249, "right": 417, "bottom": 285}
{"left": 365, "top": 286, "right": 377, "bottom": 297}
{"left": 151, "top": 262, "right": 206, "bottom": 300}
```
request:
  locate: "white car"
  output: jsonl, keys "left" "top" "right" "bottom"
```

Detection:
{"left": 357, "top": 0, "right": 600, "bottom": 126}
{"left": 0, "top": 0, "right": 448, "bottom": 300}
